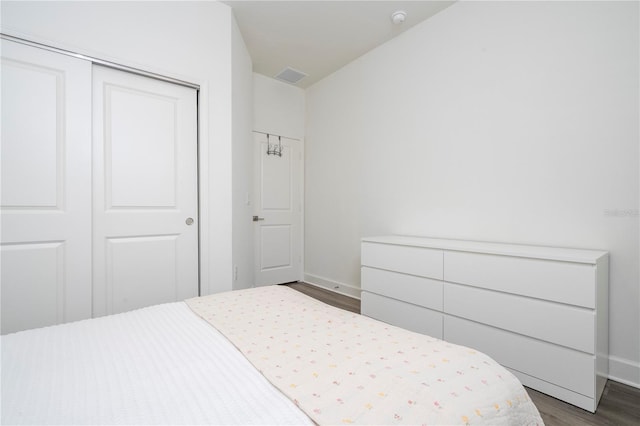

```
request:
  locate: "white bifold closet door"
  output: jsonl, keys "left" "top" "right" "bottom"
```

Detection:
{"left": 1, "top": 40, "right": 199, "bottom": 334}
{"left": 1, "top": 40, "right": 93, "bottom": 334}
{"left": 92, "top": 66, "right": 198, "bottom": 317}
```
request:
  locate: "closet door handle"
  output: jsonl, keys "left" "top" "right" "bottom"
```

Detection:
{"left": 185, "top": 217, "right": 194, "bottom": 225}
{"left": 253, "top": 216, "right": 264, "bottom": 222}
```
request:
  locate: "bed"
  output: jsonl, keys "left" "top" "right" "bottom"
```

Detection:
{"left": 1, "top": 285, "right": 543, "bottom": 425}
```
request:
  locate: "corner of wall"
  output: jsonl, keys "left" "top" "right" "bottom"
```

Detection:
{"left": 231, "top": 11, "right": 255, "bottom": 290}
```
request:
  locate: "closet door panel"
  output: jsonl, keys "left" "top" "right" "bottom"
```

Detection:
{"left": 1, "top": 243, "right": 64, "bottom": 332}
{"left": 106, "top": 236, "right": 179, "bottom": 313}
{"left": 92, "top": 66, "right": 198, "bottom": 316}
{"left": 107, "top": 87, "right": 177, "bottom": 208}
{"left": 1, "top": 59, "right": 59, "bottom": 207}
{"left": 1, "top": 40, "right": 92, "bottom": 334}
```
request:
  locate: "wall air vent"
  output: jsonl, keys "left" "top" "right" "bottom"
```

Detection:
{"left": 274, "top": 67, "right": 307, "bottom": 85}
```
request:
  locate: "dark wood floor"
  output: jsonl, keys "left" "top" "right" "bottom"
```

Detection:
{"left": 527, "top": 381, "right": 640, "bottom": 426}
{"left": 285, "top": 282, "right": 640, "bottom": 426}
{"left": 286, "top": 281, "right": 360, "bottom": 313}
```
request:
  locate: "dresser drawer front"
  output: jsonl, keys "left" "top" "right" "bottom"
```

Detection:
{"left": 444, "top": 316, "right": 595, "bottom": 397}
{"left": 362, "top": 242, "right": 443, "bottom": 280}
{"left": 444, "top": 251, "right": 596, "bottom": 308}
{"left": 361, "top": 291, "right": 443, "bottom": 339}
{"left": 362, "top": 267, "right": 443, "bottom": 311}
{"left": 444, "top": 283, "right": 595, "bottom": 353}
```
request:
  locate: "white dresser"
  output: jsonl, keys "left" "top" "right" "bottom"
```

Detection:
{"left": 361, "top": 236, "right": 609, "bottom": 412}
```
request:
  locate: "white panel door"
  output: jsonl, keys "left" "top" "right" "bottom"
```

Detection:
{"left": 92, "top": 66, "right": 198, "bottom": 316}
{"left": 1, "top": 40, "right": 92, "bottom": 334}
{"left": 254, "top": 133, "right": 302, "bottom": 286}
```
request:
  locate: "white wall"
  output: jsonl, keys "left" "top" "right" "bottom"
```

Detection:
{"left": 231, "top": 19, "right": 254, "bottom": 290}
{"left": 254, "top": 73, "right": 306, "bottom": 140}
{"left": 1, "top": 1, "right": 247, "bottom": 295}
{"left": 305, "top": 1, "right": 639, "bottom": 386}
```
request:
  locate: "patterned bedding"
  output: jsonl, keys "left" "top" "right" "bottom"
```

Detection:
{"left": 187, "top": 285, "right": 544, "bottom": 425}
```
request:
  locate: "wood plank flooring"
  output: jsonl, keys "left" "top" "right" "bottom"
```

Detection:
{"left": 285, "top": 282, "right": 360, "bottom": 313}
{"left": 285, "top": 282, "right": 640, "bottom": 426}
{"left": 527, "top": 381, "right": 640, "bottom": 426}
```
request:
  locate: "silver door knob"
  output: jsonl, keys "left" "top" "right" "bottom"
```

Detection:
{"left": 185, "top": 217, "right": 194, "bottom": 225}
{"left": 252, "top": 215, "right": 264, "bottom": 222}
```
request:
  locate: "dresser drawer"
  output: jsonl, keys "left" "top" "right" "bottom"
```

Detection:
{"left": 444, "top": 251, "right": 596, "bottom": 308}
{"left": 361, "top": 235, "right": 607, "bottom": 412}
{"left": 444, "top": 316, "right": 595, "bottom": 398}
{"left": 361, "top": 291, "right": 443, "bottom": 339}
{"left": 362, "top": 267, "right": 442, "bottom": 311}
{"left": 362, "top": 242, "right": 443, "bottom": 280}
{"left": 444, "top": 283, "right": 595, "bottom": 353}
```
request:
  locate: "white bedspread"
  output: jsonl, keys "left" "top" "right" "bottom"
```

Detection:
{"left": 1, "top": 302, "right": 312, "bottom": 425}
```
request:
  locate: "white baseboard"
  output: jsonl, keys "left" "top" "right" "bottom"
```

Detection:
{"left": 609, "top": 355, "right": 640, "bottom": 389}
{"left": 303, "top": 273, "right": 361, "bottom": 300}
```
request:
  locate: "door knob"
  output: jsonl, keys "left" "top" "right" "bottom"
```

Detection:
{"left": 185, "top": 217, "right": 194, "bottom": 225}
{"left": 252, "top": 215, "right": 264, "bottom": 222}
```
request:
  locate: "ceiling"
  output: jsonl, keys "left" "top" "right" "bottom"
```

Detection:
{"left": 223, "top": 1, "right": 456, "bottom": 88}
